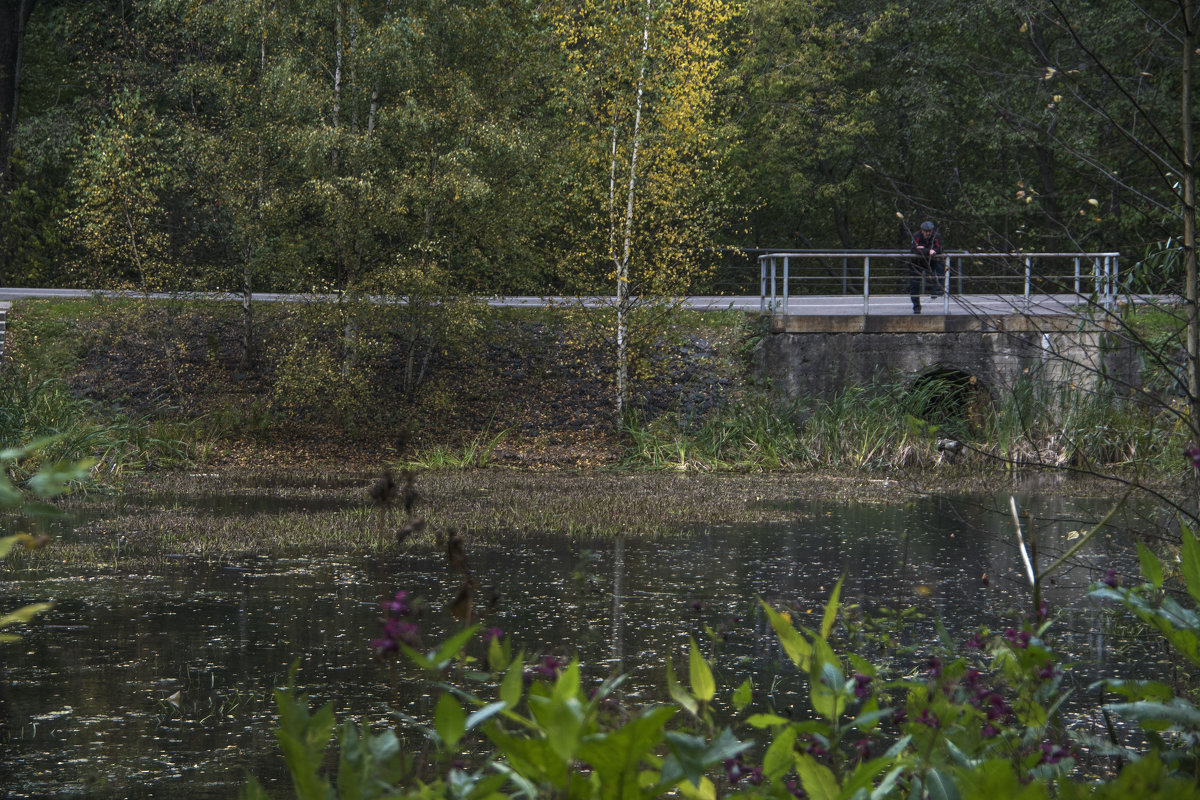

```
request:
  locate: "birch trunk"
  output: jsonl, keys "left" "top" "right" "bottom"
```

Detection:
{"left": 332, "top": 0, "right": 343, "bottom": 172}
{"left": 613, "top": 0, "right": 652, "bottom": 418}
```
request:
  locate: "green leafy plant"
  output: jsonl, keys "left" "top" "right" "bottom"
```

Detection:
{"left": 0, "top": 440, "right": 93, "bottom": 643}
{"left": 246, "top": 501, "right": 1200, "bottom": 799}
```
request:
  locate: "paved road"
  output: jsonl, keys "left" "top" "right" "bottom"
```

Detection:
{"left": 0, "top": 287, "right": 1148, "bottom": 316}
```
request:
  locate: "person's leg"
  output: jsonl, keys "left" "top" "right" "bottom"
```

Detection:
{"left": 929, "top": 258, "right": 945, "bottom": 297}
{"left": 908, "top": 260, "right": 922, "bottom": 313}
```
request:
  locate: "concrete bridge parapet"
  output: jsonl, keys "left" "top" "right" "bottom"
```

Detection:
{"left": 754, "top": 314, "right": 1139, "bottom": 403}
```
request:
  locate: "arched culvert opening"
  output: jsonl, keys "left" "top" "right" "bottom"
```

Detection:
{"left": 908, "top": 367, "right": 992, "bottom": 437}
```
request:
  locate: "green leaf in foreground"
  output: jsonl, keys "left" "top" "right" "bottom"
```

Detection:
{"left": 688, "top": 637, "right": 715, "bottom": 703}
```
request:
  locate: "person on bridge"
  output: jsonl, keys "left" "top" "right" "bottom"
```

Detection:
{"left": 909, "top": 221, "right": 945, "bottom": 314}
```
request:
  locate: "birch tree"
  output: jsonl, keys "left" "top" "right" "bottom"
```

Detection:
{"left": 554, "top": 0, "right": 738, "bottom": 418}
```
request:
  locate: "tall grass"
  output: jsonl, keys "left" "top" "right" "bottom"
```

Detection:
{"left": 623, "top": 374, "right": 1185, "bottom": 475}
{"left": 988, "top": 373, "right": 1182, "bottom": 472}
{"left": 400, "top": 428, "right": 510, "bottom": 470}
{"left": 623, "top": 382, "right": 949, "bottom": 471}
{"left": 0, "top": 371, "right": 195, "bottom": 482}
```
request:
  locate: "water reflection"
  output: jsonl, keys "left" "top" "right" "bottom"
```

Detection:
{"left": 0, "top": 491, "right": 1146, "bottom": 798}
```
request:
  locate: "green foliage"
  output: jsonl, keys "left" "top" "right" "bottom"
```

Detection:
{"left": 0, "top": 368, "right": 191, "bottom": 478}
{"left": 252, "top": 548, "right": 1200, "bottom": 799}
{"left": 623, "top": 381, "right": 950, "bottom": 471}
{"left": 0, "top": 442, "right": 93, "bottom": 643}
{"left": 63, "top": 89, "right": 182, "bottom": 291}
{"left": 5, "top": 0, "right": 1196, "bottom": 289}
{"left": 268, "top": 288, "right": 485, "bottom": 435}
{"left": 552, "top": 0, "right": 740, "bottom": 294}
{"left": 1086, "top": 528, "right": 1200, "bottom": 781}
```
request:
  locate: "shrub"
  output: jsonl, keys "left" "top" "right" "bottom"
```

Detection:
{"left": 246, "top": 533, "right": 1200, "bottom": 800}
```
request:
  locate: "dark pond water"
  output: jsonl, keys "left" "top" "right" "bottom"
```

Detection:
{"left": 0, "top": 490, "right": 1158, "bottom": 799}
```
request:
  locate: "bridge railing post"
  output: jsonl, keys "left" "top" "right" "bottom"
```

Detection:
{"left": 1104, "top": 256, "right": 1113, "bottom": 309}
{"left": 759, "top": 255, "right": 766, "bottom": 314}
{"left": 863, "top": 256, "right": 871, "bottom": 315}
{"left": 770, "top": 256, "right": 778, "bottom": 315}
{"left": 783, "top": 255, "right": 790, "bottom": 314}
{"left": 1024, "top": 256, "right": 1032, "bottom": 313}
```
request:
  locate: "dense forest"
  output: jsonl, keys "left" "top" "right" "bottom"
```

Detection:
{"left": 0, "top": 0, "right": 1194, "bottom": 297}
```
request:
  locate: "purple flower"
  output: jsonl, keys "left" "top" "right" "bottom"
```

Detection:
{"left": 803, "top": 739, "right": 826, "bottom": 758}
{"left": 853, "top": 739, "right": 871, "bottom": 761}
{"left": 1185, "top": 445, "right": 1200, "bottom": 470}
{"left": 372, "top": 616, "right": 419, "bottom": 654}
{"left": 484, "top": 627, "right": 504, "bottom": 644}
{"left": 1036, "top": 600, "right": 1048, "bottom": 621}
{"left": 916, "top": 708, "right": 939, "bottom": 728}
{"left": 690, "top": 600, "right": 704, "bottom": 612}
{"left": 1004, "top": 628, "right": 1031, "bottom": 648}
{"left": 964, "top": 669, "right": 982, "bottom": 690}
{"left": 965, "top": 632, "right": 985, "bottom": 650}
{"left": 1038, "top": 662, "right": 1057, "bottom": 680}
{"left": 386, "top": 618, "right": 420, "bottom": 647}
{"left": 891, "top": 707, "right": 907, "bottom": 724}
{"left": 925, "top": 656, "right": 943, "bottom": 678}
{"left": 786, "top": 780, "right": 807, "bottom": 798}
{"left": 1102, "top": 569, "right": 1119, "bottom": 588}
{"left": 853, "top": 673, "right": 873, "bottom": 698}
{"left": 985, "top": 693, "right": 1011, "bottom": 722}
{"left": 981, "top": 723, "right": 1000, "bottom": 739}
{"left": 382, "top": 590, "right": 410, "bottom": 616}
{"left": 533, "top": 655, "right": 563, "bottom": 679}
{"left": 723, "top": 757, "right": 745, "bottom": 784}
{"left": 1040, "top": 742, "right": 1071, "bottom": 765}
{"left": 371, "top": 636, "right": 398, "bottom": 655}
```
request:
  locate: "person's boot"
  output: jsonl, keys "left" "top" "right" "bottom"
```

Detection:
{"left": 913, "top": 302, "right": 922, "bottom": 314}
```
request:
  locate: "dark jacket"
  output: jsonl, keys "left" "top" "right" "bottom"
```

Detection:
{"left": 911, "top": 230, "right": 942, "bottom": 262}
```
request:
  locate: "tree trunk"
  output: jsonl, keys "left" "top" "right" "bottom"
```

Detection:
{"left": 614, "top": 0, "right": 652, "bottom": 420}
{"left": 242, "top": 31, "right": 268, "bottom": 369}
{"left": 0, "top": 0, "right": 36, "bottom": 188}
{"left": 241, "top": 247, "right": 253, "bottom": 368}
{"left": 1184, "top": 1, "right": 1199, "bottom": 442}
{"left": 332, "top": 0, "right": 343, "bottom": 173}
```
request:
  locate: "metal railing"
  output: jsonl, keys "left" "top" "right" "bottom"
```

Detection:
{"left": 757, "top": 250, "right": 1120, "bottom": 314}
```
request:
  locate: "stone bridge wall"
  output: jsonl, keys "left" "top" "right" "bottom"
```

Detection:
{"left": 753, "top": 315, "right": 1142, "bottom": 401}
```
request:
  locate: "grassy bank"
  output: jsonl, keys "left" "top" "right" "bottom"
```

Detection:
{"left": 0, "top": 296, "right": 1192, "bottom": 486}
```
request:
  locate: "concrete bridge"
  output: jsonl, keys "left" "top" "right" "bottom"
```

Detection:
{"left": 748, "top": 250, "right": 1144, "bottom": 408}
{"left": 754, "top": 309, "right": 1139, "bottom": 401}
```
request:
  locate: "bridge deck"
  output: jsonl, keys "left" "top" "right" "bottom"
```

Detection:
{"left": 771, "top": 312, "right": 1101, "bottom": 334}
{"left": 754, "top": 292, "right": 1094, "bottom": 317}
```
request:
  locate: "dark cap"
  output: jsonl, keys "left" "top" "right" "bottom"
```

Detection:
{"left": 920, "top": 221, "right": 935, "bottom": 232}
